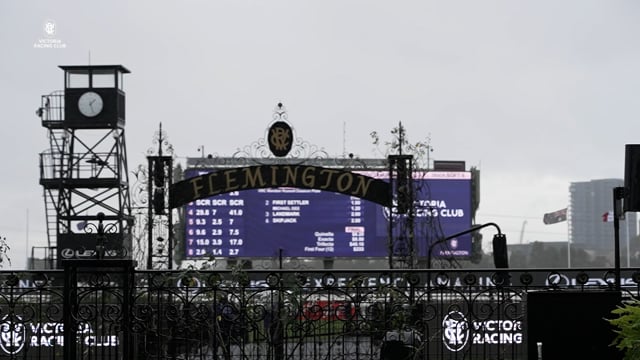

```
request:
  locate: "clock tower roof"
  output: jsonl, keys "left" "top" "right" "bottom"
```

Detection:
{"left": 59, "top": 64, "right": 130, "bottom": 74}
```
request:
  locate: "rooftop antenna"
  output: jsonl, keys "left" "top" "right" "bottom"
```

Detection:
{"left": 426, "top": 132, "right": 434, "bottom": 169}
{"left": 88, "top": 51, "right": 91, "bottom": 65}
{"left": 342, "top": 121, "right": 346, "bottom": 157}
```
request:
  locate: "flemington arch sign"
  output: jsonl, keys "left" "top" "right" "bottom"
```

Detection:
{"left": 169, "top": 164, "right": 392, "bottom": 209}
{"left": 169, "top": 105, "right": 475, "bottom": 260}
{"left": 168, "top": 103, "right": 405, "bottom": 259}
{"left": 169, "top": 103, "right": 391, "bottom": 209}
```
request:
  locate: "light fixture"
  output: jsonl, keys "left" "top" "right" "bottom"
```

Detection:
{"left": 428, "top": 222, "right": 508, "bottom": 269}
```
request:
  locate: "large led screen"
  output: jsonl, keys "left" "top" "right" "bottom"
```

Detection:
{"left": 183, "top": 169, "right": 471, "bottom": 258}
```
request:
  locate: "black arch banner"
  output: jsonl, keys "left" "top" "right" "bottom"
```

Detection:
{"left": 169, "top": 165, "right": 391, "bottom": 208}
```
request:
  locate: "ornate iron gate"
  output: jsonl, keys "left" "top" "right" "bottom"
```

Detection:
{"left": 0, "top": 268, "right": 631, "bottom": 359}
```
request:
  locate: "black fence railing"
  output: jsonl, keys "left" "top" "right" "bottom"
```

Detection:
{"left": 0, "top": 267, "right": 635, "bottom": 360}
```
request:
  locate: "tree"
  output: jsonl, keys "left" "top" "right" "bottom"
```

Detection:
{"left": 609, "top": 299, "right": 640, "bottom": 360}
{"left": 370, "top": 122, "right": 433, "bottom": 169}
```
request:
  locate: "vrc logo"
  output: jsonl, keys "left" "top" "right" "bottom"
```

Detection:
{"left": 442, "top": 311, "right": 469, "bottom": 352}
{"left": 0, "top": 316, "right": 26, "bottom": 355}
{"left": 43, "top": 19, "right": 56, "bottom": 37}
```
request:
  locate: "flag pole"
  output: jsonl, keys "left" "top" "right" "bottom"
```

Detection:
{"left": 567, "top": 210, "right": 571, "bottom": 268}
{"left": 567, "top": 237, "right": 571, "bottom": 268}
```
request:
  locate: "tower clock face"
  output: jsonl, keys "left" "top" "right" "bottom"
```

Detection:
{"left": 77, "top": 91, "right": 104, "bottom": 118}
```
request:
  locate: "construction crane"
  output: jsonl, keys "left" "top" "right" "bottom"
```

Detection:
{"left": 519, "top": 220, "right": 527, "bottom": 244}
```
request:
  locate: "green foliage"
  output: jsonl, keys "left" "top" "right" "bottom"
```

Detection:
{"left": 609, "top": 298, "right": 640, "bottom": 359}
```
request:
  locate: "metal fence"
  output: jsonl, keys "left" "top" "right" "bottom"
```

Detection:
{"left": 0, "top": 264, "right": 636, "bottom": 360}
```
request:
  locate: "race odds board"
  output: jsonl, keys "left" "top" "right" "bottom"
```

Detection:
{"left": 183, "top": 169, "right": 472, "bottom": 258}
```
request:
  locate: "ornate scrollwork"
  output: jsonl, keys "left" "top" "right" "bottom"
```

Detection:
{"left": 130, "top": 164, "right": 149, "bottom": 207}
{"left": 231, "top": 103, "right": 330, "bottom": 165}
{"left": 131, "top": 123, "right": 178, "bottom": 270}
{"left": 77, "top": 212, "right": 128, "bottom": 259}
{"left": 272, "top": 102, "right": 288, "bottom": 122}
{"left": 146, "top": 122, "right": 174, "bottom": 157}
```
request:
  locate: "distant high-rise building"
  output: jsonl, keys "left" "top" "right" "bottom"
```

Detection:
{"left": 569, "top": 179, "right": 638, "bottom": 261}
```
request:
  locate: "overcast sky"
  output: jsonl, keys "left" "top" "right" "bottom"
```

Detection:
{"left": 2, "top": 1, "right": 640, "bottom": 269}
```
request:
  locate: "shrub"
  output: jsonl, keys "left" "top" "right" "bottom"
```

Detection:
{"left": 609, "top": 298, "right": 640, "bottom": 360}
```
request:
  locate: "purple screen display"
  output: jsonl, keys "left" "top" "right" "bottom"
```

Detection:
{"left": 184, "top": 169, "right": 471, "bottom": 258}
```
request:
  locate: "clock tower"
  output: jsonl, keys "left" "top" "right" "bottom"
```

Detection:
{"left": 38, "top": 65, "right": 133, "bottom": 268}
{"left": 62, "top": 65, "right": 128, "bottom": 128}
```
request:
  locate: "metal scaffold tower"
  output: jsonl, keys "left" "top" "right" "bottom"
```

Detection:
{"left": 37, "top": 65, "right": 133, "bottom": 268}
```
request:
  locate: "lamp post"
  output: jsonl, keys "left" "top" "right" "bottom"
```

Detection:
{"left": 427, "top": 222, "right": 507, "bottom": 270}
{"left": 427, "top": 223, "right": 507, "bottom": 294}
